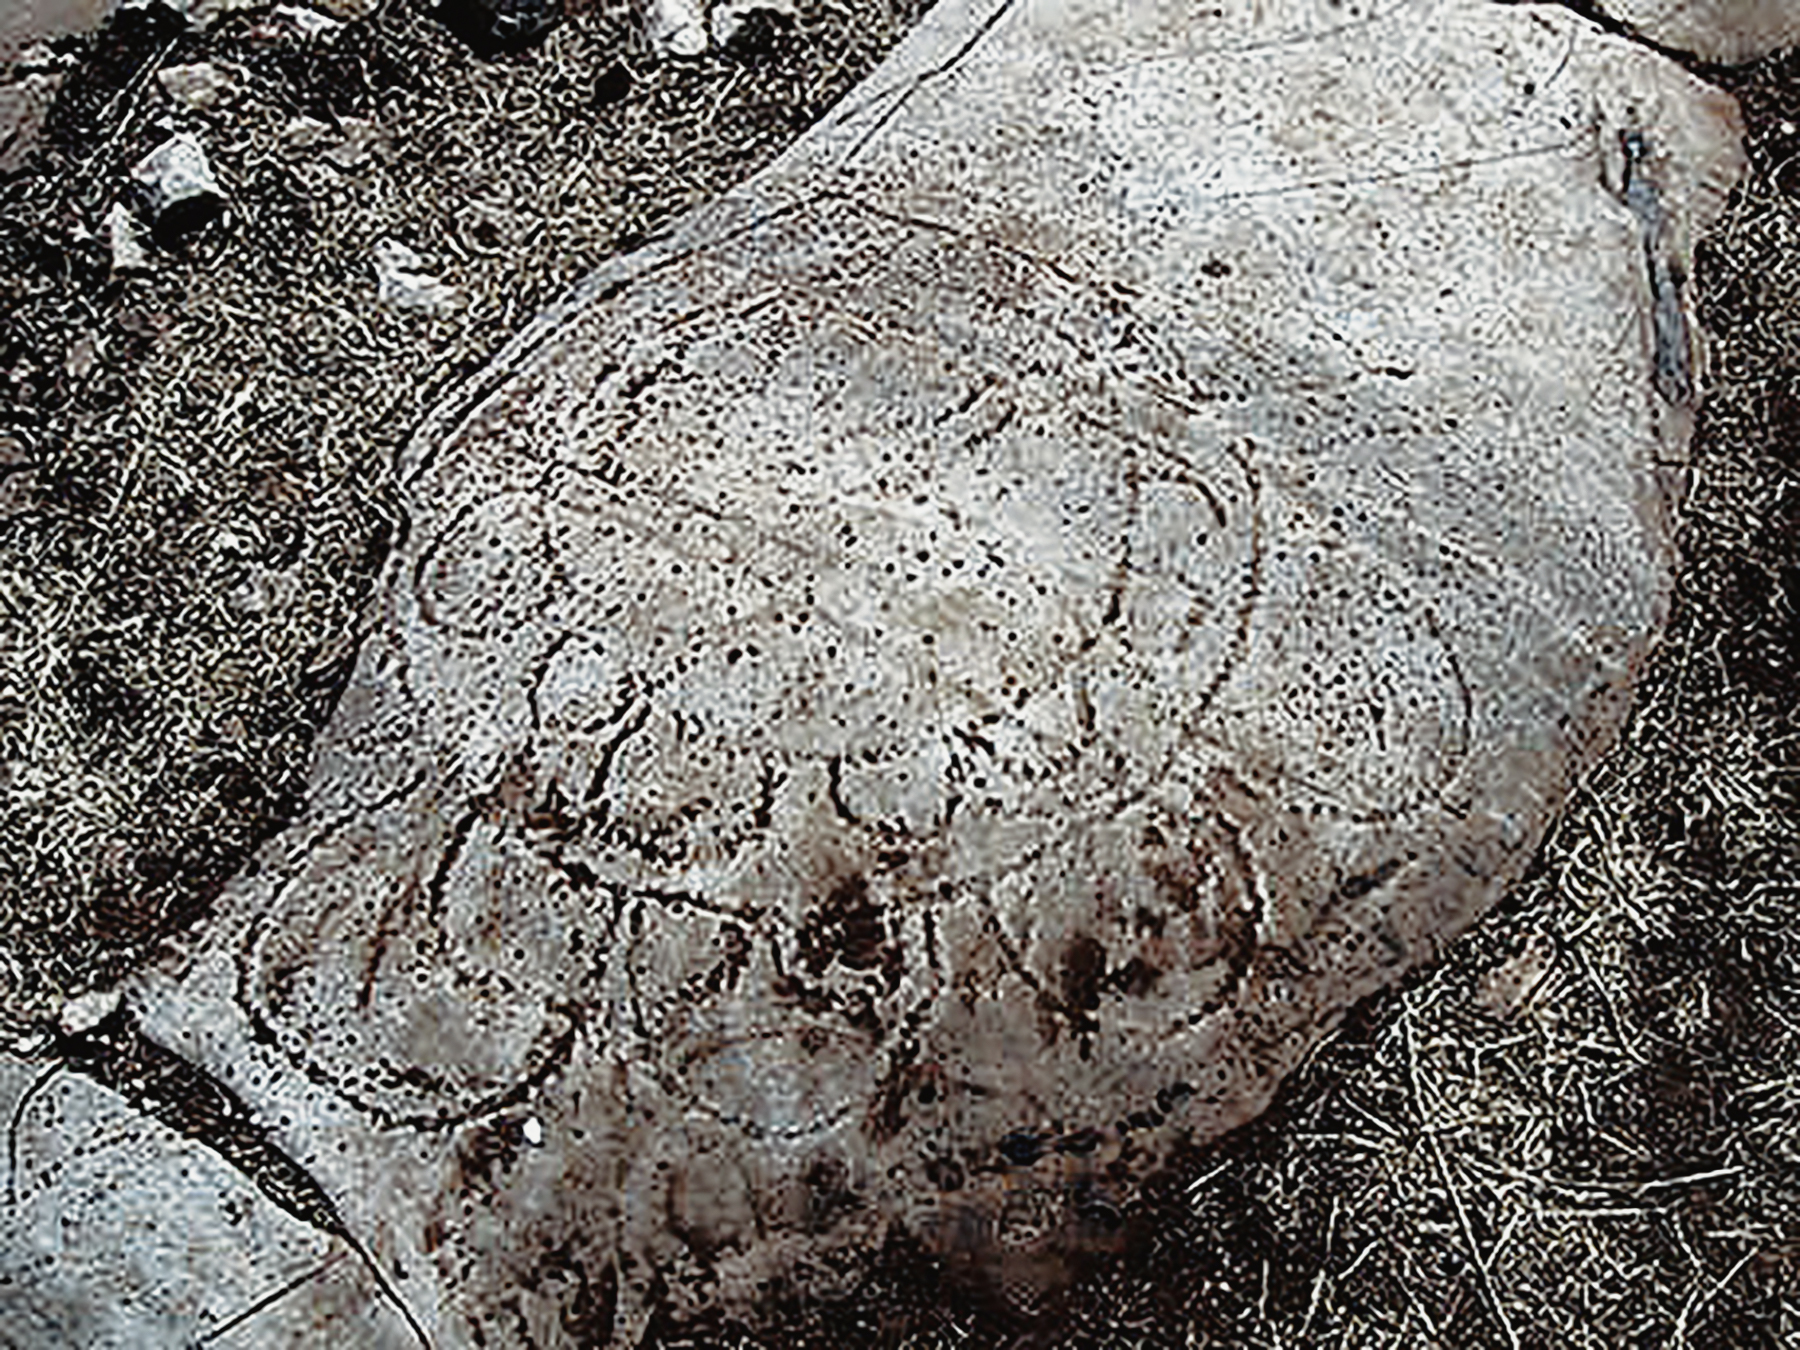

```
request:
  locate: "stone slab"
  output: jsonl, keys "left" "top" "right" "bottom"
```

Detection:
{"left": 3, "top": 0, "right": 1746, "bottom": 1344}
{"left": 1596, "top": 0, "right": 1800, "bottom": 62}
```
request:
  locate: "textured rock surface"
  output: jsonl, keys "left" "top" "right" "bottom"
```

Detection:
{"left": 0, "top": 0, "right": 116, "bottom": 60}
{"left": 4, "top": 0, "right": 1747, "bottom": 1344}
{"left": 1594, "top": 0, "right": 1800, "bottom": 62}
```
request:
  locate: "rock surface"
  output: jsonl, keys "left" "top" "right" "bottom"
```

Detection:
{"left": 0, "top": 65, "right": 62, "bottom": 175}
{"left": 0, "top": 0, "right": 116, "bottom": 61}
{"left": 644, "top": 0, "right": 709, "bottom": 56}
{"left": 711, "top": 0, "right": 798, "bottom": 48}
{"left": 129, "top": 131, "right": 226, "bottom": 241}
{"left": 4, "top": 0, "right": 1747, "bottom": 1345}
{"left": 1595, "top": 0, "right": 1800, "bottom": 61}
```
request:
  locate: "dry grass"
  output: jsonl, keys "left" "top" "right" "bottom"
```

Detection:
{"left": 0, "top": 0, "right": 930, "bottom": 1042}
{"left": 2, "top": 3, "right": 1798, "bottom": 1347}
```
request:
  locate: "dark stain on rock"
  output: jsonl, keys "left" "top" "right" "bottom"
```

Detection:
{"left": 454, "top": 1116, "right": 523, "bottom": 1193}
{"left": 869, "top": 1047, "right": 932, "bottom": 1143}
{"left": 1155, "top": 1081, "right": 1195, "bottom": 1115}
{"left": 999, "top": 1128, "right": 1049, "bottom": 1167}
{"left": 1060, "top": 934, "right": 1108, "bottom": 1013}
{"left": 703, "top": 923, "right": 751, "bottom": 995}
{"left": 772, "top": 972, "right": 838, "bottom": 1020}
{"left": 1145, "top": 847, "right": 1210, "bottom": 916}
{"left": 925, "top": 1154, "right": 966, "bottom": 1192}
{"left": 1054, "top": 1127, "right": 1103, "bottom": 1157}
{"left": 1071, "top": 1181, "right": 1124, "bottom": 1232}
{"left": 522, "top": 780, "right": 582, "bottom": 843}
{"left": 525, "top": 1241, "right": 617, "bottom": 1347}
{"left": 797, "top": 874, "right": 898, "bottom": 984}
{"left": 1618, "top": 129, "right": 1696, "bottom": 406}
{"left": 803, "top": 1156, "right": 863, "bottom": 1232}
{"left": 1334, "top": 856, "right": 1405, "bottom": 904}
{"left": 1108, "top": 955, "right": 1160, "bottom": 998}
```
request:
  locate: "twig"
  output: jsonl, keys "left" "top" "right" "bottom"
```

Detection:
{"left": 67, "top": 34, "right": 182, "bottom": 200}
{"left": 1672, "top": 1251, "right": 1756, "bottom": 1347}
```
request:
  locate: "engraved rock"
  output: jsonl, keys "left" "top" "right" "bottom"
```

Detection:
{"left": 7, "top": 0, "right": 1749, "bottom": 1344}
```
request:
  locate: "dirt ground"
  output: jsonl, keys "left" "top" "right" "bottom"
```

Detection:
{"left": 0, "top": 0, "right": 932, "bottom": 1041}
{"left": 0, "top": 1, "right": 1797, "bottom": 1346}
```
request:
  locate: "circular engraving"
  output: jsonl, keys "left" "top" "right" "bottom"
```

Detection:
{"left": 223, "top": 193, "right": 1609, "bottom": 1336}
{"left": 238, "top": 205, "right": 1293, "bottom": 1138}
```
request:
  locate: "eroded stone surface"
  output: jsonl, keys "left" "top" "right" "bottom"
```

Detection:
{"left": 5, "top": 0, "right": 1747, "bottom": 1344}
{"left": 1595, "top": 0, "right": 1800, "bottom": 62}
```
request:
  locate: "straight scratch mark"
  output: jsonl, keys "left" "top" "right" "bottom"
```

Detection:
{"left": 194, "top": 1249, "right": 350, "bottom": 1346}
{"left": 840, "top": 0, "right": 1024, "bottom": 164}
{"left": 1190, "top": 139, "right": 1581, "bottom": 206}
{"left": 341, "top": 1229, "right": 434, "bottom": 1350}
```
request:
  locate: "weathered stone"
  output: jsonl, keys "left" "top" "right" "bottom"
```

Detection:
{"left": 644, "top": 0, "right": 707, "bottom": 56}
{"left": 181, "top": 0, "right": 268, "bottom": 25}
{"left": 279, "top": 113, "right": 335, "bottom": 147}
{"left": 0, "top": 0, "right": 117, "bottom": 61}
{"left": 105, "top": 199, "right": 152, "bottom": 272}
{"left": 302, "top": 0, "right": 379, "bottom": 17}
{"left": 256, "top": 3, "right": 345, "bottom": 38}
{"left": 155, "top": 60, "right": 236, "bottom": 109}
{"left": 711, "top": 0, "right": 797, "bottom": 48}
{"left": 129, "top": 132, "right": 225, "bottom": 242}
{"left": 372, "top": 237, "right": 458, "bottom": 312}
{"left": 1595, "top": 0, "right": 1800, "bottom": 61}
{"left": 57, "top": 988, "right": 120, "bottom": 1035}
{"left": 0, "top": 67, "right": 62, "bottom": 175}
{"left": 9, "top": 0, "right": 1748, "bottom": 1344}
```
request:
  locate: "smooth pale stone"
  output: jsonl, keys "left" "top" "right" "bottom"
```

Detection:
{"left": 1596, "top": 0, "right": 1800, "bottom": 61}
{"left": 0, "top": 1057, "right": 363, "bottom": 1350}
{"left": 644, "top": 0, "right": 708, "bottom": 56}
{"left": 27, "top": 0, "right": 1742, "bottom": 1343}
{"left": 0, "top": 69, "right": 61, "bottom": 175}
{"left": 155, "top": 60, "right": 237, "bottom": 109}
{"left": 372, "top": 237, "right": 459, "bottom": 312}
{"left": 0, "top": 0, "right": 116, "bottom": 60}
{"left": 129, "top": 133, "right": 226, "bottom": 240}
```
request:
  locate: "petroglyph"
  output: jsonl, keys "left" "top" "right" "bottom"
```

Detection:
{"left": 3, "top": 0, "right": 1750, "bottom": 1344}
